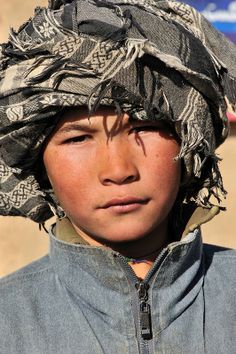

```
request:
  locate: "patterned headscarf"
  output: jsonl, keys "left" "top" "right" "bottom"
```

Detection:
{"left": 0, "top": 0, "right": 236, "bottom": 223}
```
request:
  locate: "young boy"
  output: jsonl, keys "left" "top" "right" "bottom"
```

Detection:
{"left": 0, "top": 0, "right": 236, "bottom": 353}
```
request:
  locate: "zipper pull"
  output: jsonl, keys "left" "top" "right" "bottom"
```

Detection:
{"left": 140, "top": 301, "right": 152, "bottom": 340}
{"left": 136, "top": 282, "right": 152, "bottom": 340}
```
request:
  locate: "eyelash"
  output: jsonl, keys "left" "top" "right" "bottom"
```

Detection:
{"left": 64, "top": 135, "right": 91, "bottom": 144}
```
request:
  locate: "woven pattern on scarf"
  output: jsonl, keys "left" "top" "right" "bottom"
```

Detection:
{"left": 0, "top": 0, "right": 236, "bottom": 223}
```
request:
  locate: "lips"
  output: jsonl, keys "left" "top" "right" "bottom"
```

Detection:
{"left": 101, "top": 197, "right": 149, "bottom": 209}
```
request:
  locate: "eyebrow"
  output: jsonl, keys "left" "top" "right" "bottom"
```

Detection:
{"left": 56, "top": 117, "right": 163, "bottom": 135}
{"left": 57, "top": 122, "right": 97, "bottom": 134}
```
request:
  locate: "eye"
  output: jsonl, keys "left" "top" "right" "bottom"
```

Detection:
{"left": 63, "top": 134, "right": 91, "bottom": 144}
{"left": 130, "top": 125, "right": 162, "bottom": 134}
{"left": 129, "top": 121, "right": 176, "bottom": 139}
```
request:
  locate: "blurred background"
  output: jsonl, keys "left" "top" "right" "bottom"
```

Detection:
{"left": 0, "top": 0, "right": 236, "bottom": 277}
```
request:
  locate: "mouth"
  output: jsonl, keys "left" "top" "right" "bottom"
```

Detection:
{"left": 101, "top": 197, "right": 149, "bottom": 213}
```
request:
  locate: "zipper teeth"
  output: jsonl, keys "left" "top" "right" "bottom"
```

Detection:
{"left": 114, "top": 246, "right": 169, "bottom": 285}
{"left": 114, "top": 248, "right": 169, "bottom": 353}
{"left": 144, "top": 247, "right": 169, "bottom": 283}
{"left": 114, "top": 245, "right": 171, "bottom": 282}
{"left": 115, "top": 253, "right": 138, "bottom": 282}
{"left": 115, "top": 254, "right": 147, "bottom": 353}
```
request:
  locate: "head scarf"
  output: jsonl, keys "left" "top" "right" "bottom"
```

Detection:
{"left": 0, "top": 0, "right": 236, "bottom": 223}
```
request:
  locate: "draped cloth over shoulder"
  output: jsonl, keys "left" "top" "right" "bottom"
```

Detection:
{"left": 0, "top": 0, "right": 236, "bottom": 223}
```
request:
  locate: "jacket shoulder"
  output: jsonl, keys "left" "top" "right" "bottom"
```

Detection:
{"left": 203, "top": 243, "right": 236, "bottom": 260}
{"left": 203, "top": 243, "right": 236, "bottom": 283}
{"left": 0, "top": 255, "right": 56, "bottom": 330}
{"left": 0, "top": 255, "right": 52, "bottom": 290}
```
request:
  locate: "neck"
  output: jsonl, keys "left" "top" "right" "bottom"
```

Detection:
{"left": 71, "top": 220, "right": 169, "bottom": 280}
{"left": 124, "top": 247, "right": 166, "bottom": 279}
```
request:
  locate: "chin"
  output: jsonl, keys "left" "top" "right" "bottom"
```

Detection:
{"left": 92, "top": 226, "right": 154, "bottom": 245}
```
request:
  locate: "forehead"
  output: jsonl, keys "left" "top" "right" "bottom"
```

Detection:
{"left": 54, "top": 107, "right": 127, "bottom": 135}
{"left": 58, "top": 106, "right": 117, "bottom": 124}
{"left": 53, "top": 106, "right": 162, "bottom": 134}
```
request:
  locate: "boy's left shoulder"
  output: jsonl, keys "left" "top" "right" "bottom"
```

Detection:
{"left": 203, "top": 243, "right": 236, "bottom": 260}
{"left": 203, "top": 243, "right": 236, "bottom": 282}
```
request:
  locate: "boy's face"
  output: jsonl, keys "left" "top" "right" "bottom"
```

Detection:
{"left": 43, "top": 108, "right": 181, "bottom": 245}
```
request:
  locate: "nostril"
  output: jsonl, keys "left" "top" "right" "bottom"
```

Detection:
{"left": 124, "top": 175, "right": 137, "bottom": 183}
{"left": 102, "top": 172, "right": 139, "bottom": 185}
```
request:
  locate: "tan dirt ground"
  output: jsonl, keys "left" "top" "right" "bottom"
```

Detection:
{"left": 0, "top": 1, "right": 236, "bottom": 277}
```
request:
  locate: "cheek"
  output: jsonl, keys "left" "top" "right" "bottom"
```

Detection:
{"left": 145, "top": 140, "right": 181, "bottom": 205}
{"left": 151, "top": 159, "right": 180, "bottom": 196}
{"left": 148, "top": 138, "right": 180, "bottom": 180}
{"left": 44, "top": 150, "right": 94, "bottom": 206}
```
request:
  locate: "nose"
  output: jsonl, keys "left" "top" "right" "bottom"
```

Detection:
{"left": 98, "top": 140, "right": 140, "bottom": 186}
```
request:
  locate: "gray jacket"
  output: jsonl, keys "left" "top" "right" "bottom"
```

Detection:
{"left": 1, "top": 226, "right": 236, "bottom": 354}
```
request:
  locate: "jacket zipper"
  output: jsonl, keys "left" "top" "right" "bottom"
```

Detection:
{"left": 115, "top": 248, "right": 168, "bottom": 354}
{"left": 136, "top": 281, "right": 152, "bottom": 340}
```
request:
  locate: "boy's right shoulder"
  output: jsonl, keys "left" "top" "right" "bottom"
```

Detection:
{"left": 0, "top": 255, "right": 52, "bottom": 290}
{"left": 0, "top": 255, "right": 56, "bottom": 330}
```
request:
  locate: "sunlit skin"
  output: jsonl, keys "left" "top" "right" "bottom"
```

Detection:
{"left": 43, "top": 108, "right": 181, "bottom": 278}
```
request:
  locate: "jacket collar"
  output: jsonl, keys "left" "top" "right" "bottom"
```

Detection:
{"left": 49, "top": 218, "right": 206, "bottom": 333}
{"left": 54, "top": 203, "right": 220, "bottom": 244}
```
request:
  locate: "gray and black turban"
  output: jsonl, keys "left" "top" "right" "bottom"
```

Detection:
{"left": 1, "top": 0, "right": 236, "bottom": 223}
